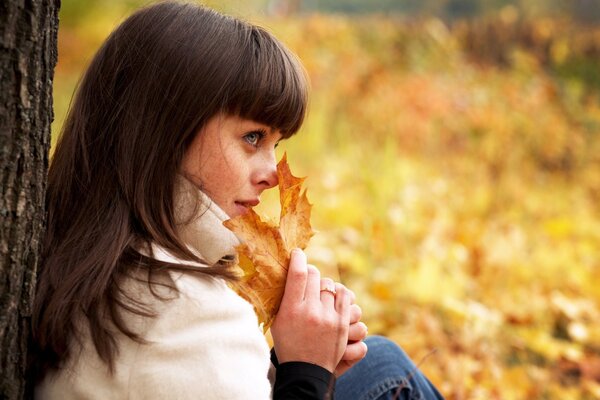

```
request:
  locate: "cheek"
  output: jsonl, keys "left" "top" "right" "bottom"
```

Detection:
{"left": 216, "top": 148, "right": 250, "bottom": 184}
{"left": 221, "top": 162, "right": 248, "bottom": 188}
{"left": 202, "top": 154, "right": 248, "bottom": 194}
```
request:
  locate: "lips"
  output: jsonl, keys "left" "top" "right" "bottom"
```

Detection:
{"left": 235, "top": 199, "right": 259, "bottom": 207}
{"left": 234, "top": 199, "right": 260, "bottom": 215}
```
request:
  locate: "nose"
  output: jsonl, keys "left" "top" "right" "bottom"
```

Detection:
{"left": 257, "top": 151, "right": 279, "bottom": 190}
{"left": 255, "top": 151, "right": 278, "bottom": 190}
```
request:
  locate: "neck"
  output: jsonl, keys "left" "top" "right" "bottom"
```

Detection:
{"left": 173, "top": 175, "right": 241, "bottom": 265}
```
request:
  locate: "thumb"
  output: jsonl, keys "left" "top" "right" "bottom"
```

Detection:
{"left": 281, "top": 249, "right": 308, "bottom": 305}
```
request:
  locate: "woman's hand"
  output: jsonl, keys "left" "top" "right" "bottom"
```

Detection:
{"left": 271, "top": 249, "right": 352, "bottom": 373}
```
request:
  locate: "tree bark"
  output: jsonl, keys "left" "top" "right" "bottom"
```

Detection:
{"left": 0, "top": 1, "right": 59, "bottom": 399}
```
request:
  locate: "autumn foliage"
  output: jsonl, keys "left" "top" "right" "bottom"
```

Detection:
{"left": 224, "top": 154, "right": 314, "bottom": 331}
{"left": 53, "top": 7, "right": 600, "bottom": 400}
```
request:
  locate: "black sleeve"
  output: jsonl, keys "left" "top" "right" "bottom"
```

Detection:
{"left": 271, "top": 349, "right": 336, "bottom": 399}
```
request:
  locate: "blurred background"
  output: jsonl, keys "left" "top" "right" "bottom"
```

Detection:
{"left": 53, "top": 1, "right": 600, "bottom": 398}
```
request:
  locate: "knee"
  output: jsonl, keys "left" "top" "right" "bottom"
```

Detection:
{"left": 363, "top": 335, "right": 417, "bottom": 372}
{"left": 364, "top": 335, "right": 405, "bottom": 356}
{"left": 364, "top": 335, "right": 396, "bottom": 349}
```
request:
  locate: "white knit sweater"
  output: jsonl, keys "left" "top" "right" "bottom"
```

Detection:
{"left": 36, "top": 177, "right": 272, "bottom": 399}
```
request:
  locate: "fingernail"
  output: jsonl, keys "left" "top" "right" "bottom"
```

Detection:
{"left": 291, "top": 248, "right": 303, "bottom": 256}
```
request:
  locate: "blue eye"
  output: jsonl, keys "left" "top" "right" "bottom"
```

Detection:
{"left": 244, "top": 130, "right": 266, "bottom": 147}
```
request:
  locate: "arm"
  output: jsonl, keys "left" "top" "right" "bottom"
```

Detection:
{"left": 271, "top": 349, "right": 335, "bottom": 399}
{"left": 274, "top": 363, "right": 334, "bottom": 399}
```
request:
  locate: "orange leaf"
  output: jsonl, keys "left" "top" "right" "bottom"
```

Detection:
{"left": 223, "top": 153, "right": 314, "bottom": 331}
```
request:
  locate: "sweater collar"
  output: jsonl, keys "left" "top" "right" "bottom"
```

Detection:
{"left": 173, "top": 175, "right": 241, "bottom": 266}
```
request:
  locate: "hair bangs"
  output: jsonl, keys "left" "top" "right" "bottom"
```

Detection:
{"left": 225, "top": 25, "right": 308, "bottom": 138}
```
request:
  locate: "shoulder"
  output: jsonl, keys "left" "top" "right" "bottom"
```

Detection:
{"left": 123, "top": 269, "right": 272, "bottom": 399}
{"left": 37, "top": 255, "right": 273, "bottom": 400}
{"left": 118, "top": 247, "right": 260, "bottom": 344}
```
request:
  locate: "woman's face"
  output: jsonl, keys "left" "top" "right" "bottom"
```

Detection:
{"left": 182, "top": 114, "right": 281, "bottom": 217}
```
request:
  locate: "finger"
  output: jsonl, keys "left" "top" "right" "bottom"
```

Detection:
{"left": 305, "top": 264, "right": 321, "bottom": 303}
{"left": 347, "top": 288, "right": 356, "bottom": 304}
{"left": 349, "top": 304, "right": 362, "bottom": 324}
{"left": 319, "top": 278, "right": 336, "bottom": 307}
{"left": 334, "top": 285, "right": 351, "bottom": 322}
{"left": 335, "top": 282, "right": 355, "bottom": 304}
{"left": 281, "top": 249, "right": 308, "bottom": 305}
{"left": 347, "top": 321, "right": 368, "bottom": 342}
{"left": 340, "top": 340, "right": 368, "bottom": 362}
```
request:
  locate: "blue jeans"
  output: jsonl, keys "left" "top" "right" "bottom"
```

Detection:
{"left": 335, "top": 336, "right": 445, "bottom": 400}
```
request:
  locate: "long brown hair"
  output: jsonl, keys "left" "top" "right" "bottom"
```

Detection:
{"left": 31, "top": 1, "right": 308, "bottom": 377}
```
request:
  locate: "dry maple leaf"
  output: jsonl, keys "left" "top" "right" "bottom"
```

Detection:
{"left": 223, "top": 153, "right": 313, "bottom": 332}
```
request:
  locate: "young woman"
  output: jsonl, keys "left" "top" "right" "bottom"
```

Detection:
{"left": 31, "top": 2, "right": 445, "bottom": 399}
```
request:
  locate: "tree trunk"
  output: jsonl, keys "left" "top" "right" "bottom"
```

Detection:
{"left": 0, "top": 1, "right": 59, "bottom": 399}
